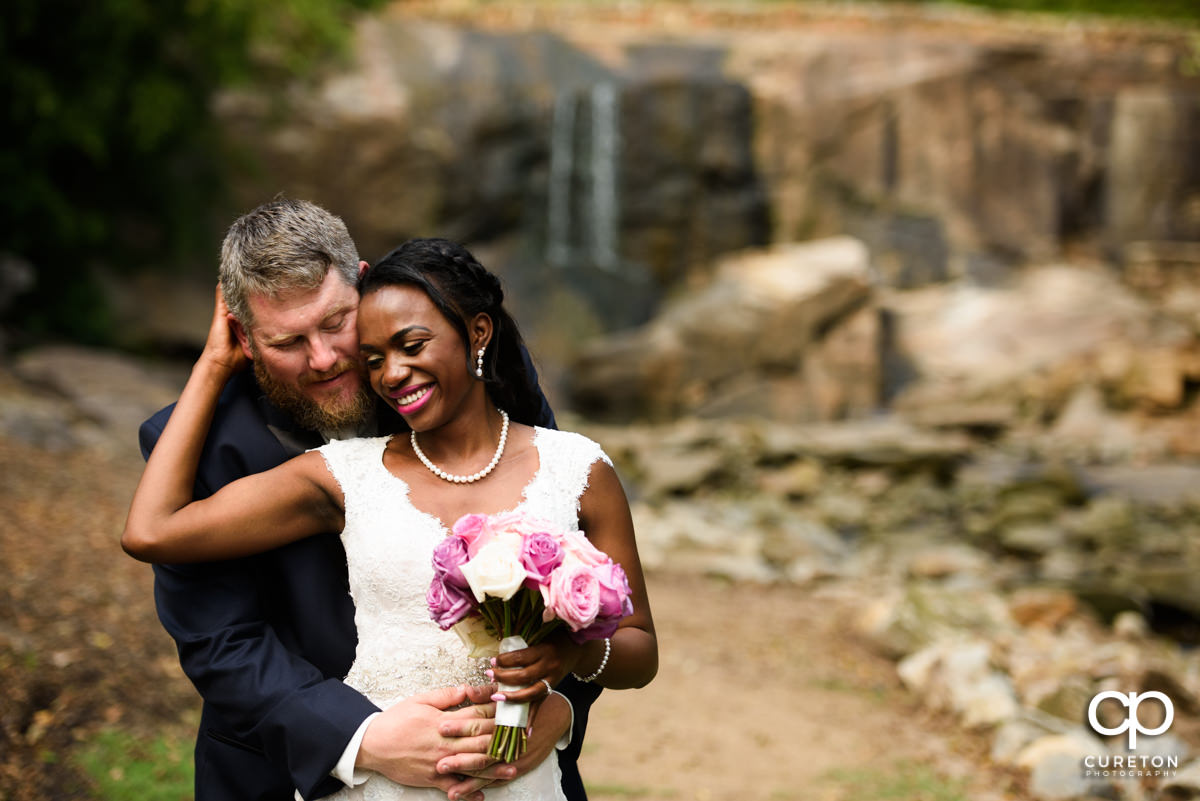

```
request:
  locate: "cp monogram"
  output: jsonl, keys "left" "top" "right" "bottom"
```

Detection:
{"left": 1087, "top": 691, "right": 1174, "bottom": 749}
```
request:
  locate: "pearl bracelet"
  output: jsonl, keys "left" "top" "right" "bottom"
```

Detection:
{"left": 572, "top": 637, "right": 611, "bottom": 683}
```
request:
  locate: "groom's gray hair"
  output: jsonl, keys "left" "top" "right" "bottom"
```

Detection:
{"left": 220, "top": 197, "right": 360, "bottom": 328}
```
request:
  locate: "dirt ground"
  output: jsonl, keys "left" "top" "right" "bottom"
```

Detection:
{"left": 0, "top": 426, "right": 1031, "bottom": 801}
{"left": 578, "top": 573, "right": 1029, "bottom": 801}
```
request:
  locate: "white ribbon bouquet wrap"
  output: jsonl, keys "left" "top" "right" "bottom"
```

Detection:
{"left": 426, "top": 511, "right": 634, "bottom": 762}
{"left": 495, "top": 635, "right": 531, "bottom": 729}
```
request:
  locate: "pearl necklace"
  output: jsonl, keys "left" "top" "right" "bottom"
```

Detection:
{"left": 410, "top": 409, "right": 509, "bottom": 484}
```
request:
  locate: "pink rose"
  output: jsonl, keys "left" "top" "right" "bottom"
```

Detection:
{"left": 452, "top": 513, "right": 491, "bottom": 551}
{"left": 492, "top": 511, "right": 556, "bottom": 536}
{"left": 520, "top": 531, "right": 564, "bottom": 588}
{"left": 573, "top": 615, "right": 620, "bottom": 642}
{"left": 542, "top": 563, "right": 600, "bottom": 632}
{"left": 559, "top": 528, "right": 608, "bottom": 568}
{"left": 487, "top": 510, "right": 531, "bottom": 535}
{"left": 427, "top": 574, "right": 473, "bottom": 630}
{"left": 431, "top": 535, "right": 471, "bottom": 590}
{"left": 595, "top": 561, "right": 634, "bottom": 620}
{"left": 457, "top": 513, "right": 507, "bottom": 557}
{"left": 571, "top": 562, "right": 633, "bottom": 642}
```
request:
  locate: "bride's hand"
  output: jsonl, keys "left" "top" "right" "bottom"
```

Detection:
{"left": 439, "top": 691, "right": 572, "bottom": 800}
{"left": 199, "top": 284, "right": 248, "bottom": 377}
{"left": 489, "top": 636, "right": 582, "bottom": 704}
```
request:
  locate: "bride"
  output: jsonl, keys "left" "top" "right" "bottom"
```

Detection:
{"left": 123, "top": 238, "right": 657, "bottom": 800}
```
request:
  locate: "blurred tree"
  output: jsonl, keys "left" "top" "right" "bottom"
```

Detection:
{"left": 1, "top": 0, "right": 385, "bottom": 345}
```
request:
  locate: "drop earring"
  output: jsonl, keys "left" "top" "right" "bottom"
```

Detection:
{"left": 475, "top": 347, "right": 485, "bottom": 378}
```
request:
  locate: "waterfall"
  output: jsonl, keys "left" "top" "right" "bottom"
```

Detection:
{"left": 589, "top": 82, "right": 620, "bottom": 272}
{"left": 546, "top": 91, "right": 577, "bottom": 267}
{"left": 546, "top": 83, "right": 621, "bottom": 271}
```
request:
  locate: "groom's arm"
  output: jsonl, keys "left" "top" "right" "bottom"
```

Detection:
{"left": 158, "top": 557, "right": 494, "bottom": 798}
{"left": 152, "top": 560, "right": 379, "bottom": 798}
{"left": 141, "top": 407, "right": 380, "bottom": 799}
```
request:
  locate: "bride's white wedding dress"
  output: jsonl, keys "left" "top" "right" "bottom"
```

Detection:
{"left": 315, "top": 426, "right": 611, "bottom": 801}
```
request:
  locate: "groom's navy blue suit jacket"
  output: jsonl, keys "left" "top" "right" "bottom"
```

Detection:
{"left": 140, "top": 368, "right": 601, "bottom": 801}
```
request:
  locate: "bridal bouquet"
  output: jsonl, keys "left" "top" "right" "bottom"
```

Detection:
{"left": 426, "top": 510, "right": 633, "bottom": 762}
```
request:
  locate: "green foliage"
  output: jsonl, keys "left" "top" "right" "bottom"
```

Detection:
{"left": 1, "top": 0, "right": 385, "bottom": 344}
{"left": 1185, "top": 34, "right": 1200, "bottom": 75}
{"left": 73, "top": 728, "right": 193, "bottom": 801}
{"left": 864, "top": 0, "right": 1200, "bottom": 22}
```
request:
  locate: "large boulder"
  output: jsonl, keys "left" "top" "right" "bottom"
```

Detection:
{"left": 885, "top": 264, "right": 1197, "bottom": 426}
{"left": 3, "top": 346, "right": 185, "bottom": 455}
{"left": 566, "top": 237, "right": 878, "bottom": 421}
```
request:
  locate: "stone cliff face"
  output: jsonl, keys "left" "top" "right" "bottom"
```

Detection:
{"left": 206, "top": 6, "right": 1200, "bottom": 428}
{"left": 219, "top": 16, "right": 773, "bottom": 335}
{"left": 220, "top": 8, "right": 1200, "bottom": 288}
{"left": 746, "top": 29, "right": 1200, "bottom": 278}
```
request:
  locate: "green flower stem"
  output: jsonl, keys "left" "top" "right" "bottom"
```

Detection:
{"left": 489, "top": 724, "right": 528, "bottom": 763}
{"left": 479, "top": 600, "right": 503, "bottom": 638}
{"left": 529, "top": 619, "right": 561, "bottom": 645}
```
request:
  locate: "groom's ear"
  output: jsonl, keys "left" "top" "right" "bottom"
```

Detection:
{"left": 229, "top": 316, "right": 255, "bottom": 362}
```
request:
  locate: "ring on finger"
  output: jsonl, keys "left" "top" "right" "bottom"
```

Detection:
{"left": 540, "top": 678, "right": 553, "bottom": 695}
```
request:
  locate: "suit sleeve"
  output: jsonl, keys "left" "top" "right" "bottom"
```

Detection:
{"left": 141, "top": 411, "right": 379, "bottom": 800}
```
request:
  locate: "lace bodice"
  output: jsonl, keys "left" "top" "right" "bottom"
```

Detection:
{"left": 314, "top": 427, "right": 610, "bottom": 801}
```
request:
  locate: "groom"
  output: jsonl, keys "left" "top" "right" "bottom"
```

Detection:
{"left": 140, "top": 198, "right": 600, "bottom": 801}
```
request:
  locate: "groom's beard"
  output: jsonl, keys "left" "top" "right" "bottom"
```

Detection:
{"left": 253, "top": 357, "right": 374, "bottom": 432}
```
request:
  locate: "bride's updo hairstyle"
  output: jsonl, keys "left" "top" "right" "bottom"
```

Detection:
{"left": 360, "top": 238, "right": 544, "bottom": 426}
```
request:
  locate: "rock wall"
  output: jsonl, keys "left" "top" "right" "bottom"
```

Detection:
{"left": 112, "top": 6, "right": 1200, "bottom": 431}
{"left": 218, "top": 16, "right": 772, "bottom": 337}
{"left": 194, "top": 7, "right": 1200, "bottom": 405}
{"left": 736, "top": 26, "right": 1200, "bottom": 280}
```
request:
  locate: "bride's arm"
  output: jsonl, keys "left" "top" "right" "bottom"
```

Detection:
{"left": 492, "top": 459, "right": 658, "bottom": 698}
{"left": 571, "top": 459, "right": 658, "bottom": 689}
{"left": 121, "top": 288, "right": 344, "bottom": 564}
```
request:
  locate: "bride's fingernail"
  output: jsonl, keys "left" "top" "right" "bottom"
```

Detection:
{"left": 489, "top": 657, "right": 497, "bottom": 667}
{"left": 491, "top": 692, "right": 506, "bottom": 702}
{"left": 485, "top": 669, "right": 494, "bottom": 680}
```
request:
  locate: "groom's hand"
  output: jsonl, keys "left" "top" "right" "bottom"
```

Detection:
{"left": 356, "top": 685, "right": 495, "bottom": 796}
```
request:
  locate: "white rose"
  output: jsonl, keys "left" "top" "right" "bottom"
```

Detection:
{"left": 461, "top": 540, "right": 526, "bottom": 602}
{"left": 452, "top": 617, "right": 500, "bottom": 658}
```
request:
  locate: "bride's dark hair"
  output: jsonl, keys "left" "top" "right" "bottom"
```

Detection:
{"left": 360, "top": 238, "right": 544, "bottom": 426}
